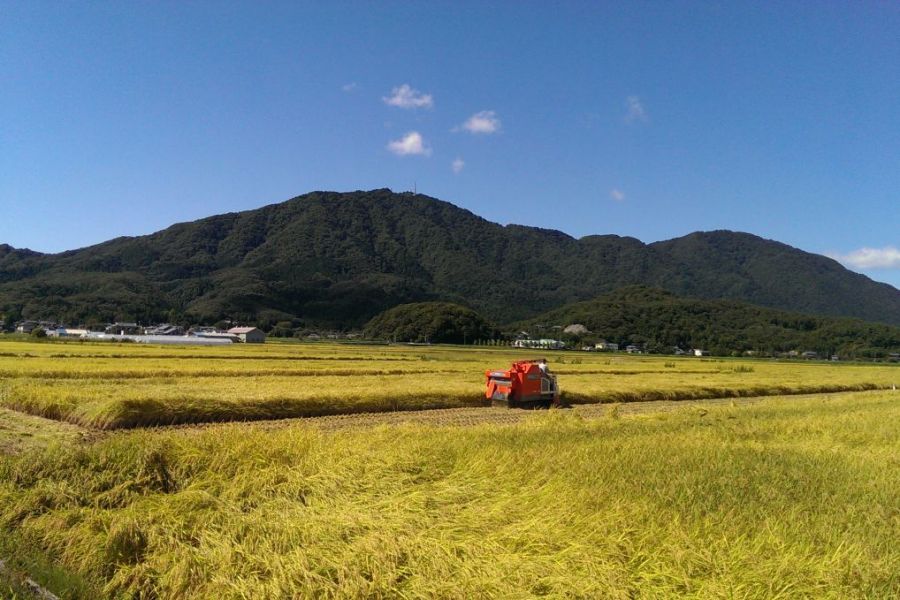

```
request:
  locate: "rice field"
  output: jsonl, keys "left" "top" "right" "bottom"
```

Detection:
{"left": 1, "top": 391, "right": 898, "bottom": 598}
{"left": 0, "top": 340, "right": 897, "bottom": 429}
{"left": 1, "top": 338, "right": 899, "bottom": 598}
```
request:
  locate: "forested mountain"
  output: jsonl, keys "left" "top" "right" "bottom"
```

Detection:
{"left": 515, "top": 287, "right": 900, "bottom": 358}
{"left": 1, "top": 189, "right": 898, "bottom": 329}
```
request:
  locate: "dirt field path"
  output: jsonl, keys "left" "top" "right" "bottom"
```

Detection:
{"left": 301, "top": 389, "right": 900, "bottom": 431}
{"left": 272, "top": 394, "right": 779, "bottom": 432}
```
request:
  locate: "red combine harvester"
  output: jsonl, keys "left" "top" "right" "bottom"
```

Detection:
{"left": 485, "top": 359, "right": 560, "bottom": 408}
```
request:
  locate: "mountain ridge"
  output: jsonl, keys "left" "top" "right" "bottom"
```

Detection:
{"left": 1, "top": 189, "right": 898, "bottom": 328}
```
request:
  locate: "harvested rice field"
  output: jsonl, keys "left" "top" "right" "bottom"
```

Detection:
{"left": 1, "top": 338, "right": 898, "bottom": 598}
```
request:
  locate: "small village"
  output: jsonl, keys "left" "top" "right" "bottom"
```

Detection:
{"left": 508, "top": 324, "right": 898, "bottom": 362}
{"left": 5, "top": 318, "right": 898, "bottom": 362}
{"left": 8, "top": 320, "right": 267, "bottom": 345}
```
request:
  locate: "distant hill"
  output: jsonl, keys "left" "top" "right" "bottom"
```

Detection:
{"left": 1, "top": 189, "right": 899, "bottom": 329}
{"left": 364, "top": 302, "right": 497, "bottom": 344}
{"left": 515, "top": 286, "right": 900, "bottom": 358}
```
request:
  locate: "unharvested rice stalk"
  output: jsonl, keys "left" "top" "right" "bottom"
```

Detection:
{"left": 561, "top": 381, "right": 885, "bottom": 405}
{"left": 0, "top": 393, "right": 897, "bottom": 599}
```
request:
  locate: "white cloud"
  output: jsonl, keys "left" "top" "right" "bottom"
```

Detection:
{"left": 459, "top": 110, "right": 501, "bottom": 134}
{"left": 383, "top": 84, "right": 433, "bottom": 109}
{"left": 451, "top": 157, "right": 465, "bottom": 174}
{"left": 341, "top": 82, "right": 358, "bottom": 92}
{"left": 625, "top": 96, "right": 647, "bottom": 123}
{"left": 386, "top": 131, "right": 431, "bottom": 156}
{"left": 829, "top": 246, "right": 900, "bottom": 270}
{"left": 610, "top": 189, "right": 626, "bottom": 202}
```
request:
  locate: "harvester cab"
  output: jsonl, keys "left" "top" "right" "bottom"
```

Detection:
{"left": 485, "top": 359, "right": 561, "bottom": 408}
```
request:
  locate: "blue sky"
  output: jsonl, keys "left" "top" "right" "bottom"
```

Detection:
{"left": 2, "top": 2, "right": 899, "bottom": 288}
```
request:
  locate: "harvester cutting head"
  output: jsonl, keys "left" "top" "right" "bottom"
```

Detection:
{"left": 485, "top": 359, "right": 560, "bottom": 409}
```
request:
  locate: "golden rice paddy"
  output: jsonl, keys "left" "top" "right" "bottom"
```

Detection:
{"left": 1, "top": 338, "right": 898, "bottom": 598}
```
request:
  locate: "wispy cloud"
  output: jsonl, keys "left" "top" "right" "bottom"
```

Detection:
{"left": 451, "top": 157, "right": 465, "bottom": 174}
{"left": 829, "top": 246, "right": 900, "bottom": 270}
{"left": 383, "top": 84, "right": 433, "bottom": 109}
{"left": 341, "top": 82, "right": 358, "bottom": 93}
{"left": 610, "top": 189, "right": 626, "bottom": 202}
{"left": 457, "top": 110, "right": 501, "bottom": 134}
{"left": 625, "top": 96, "right": 647, "bottom": 123}
{"left": 386, "top": 131, "right": 431, "bottom": 156}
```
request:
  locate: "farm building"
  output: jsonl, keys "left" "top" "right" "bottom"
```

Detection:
{"left": 16, "top": 320, "right": 57, "bottom": 333}
{"left": 16, "top": 321, "right": 38, "bottom": 333}
{"left": 228, "top": 327, "right": 266, "bottom": 343}
{"left": 193, "top": 331, "right": 240, "bottom": 342}
{"left": 47, "top": 328, "right": 89, "bottom": 338}
{"left": 144, "top": 324, "right": 185, "bottom": 336}
{"left": 105, "top": 322, "right": 142, "bottom": 335}
{"left": 84, "top": 333, "right": 235, "bottom": 346}
{"left": 594, "top": 340, "right": 619, "bottom": 351}
{"left": 513, "top": 338, "right": 565, "bottom": 350}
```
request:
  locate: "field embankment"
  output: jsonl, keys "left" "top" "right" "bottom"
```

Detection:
{"left": 1, "top": 392, "right": 897, "bottom": 598}
{"left": 0, "top": 340, "right": 898, "bottom": 429}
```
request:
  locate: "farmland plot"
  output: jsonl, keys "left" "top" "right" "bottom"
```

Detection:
{"left": 1, "top": 392, "right": 898, "bottom": 598}
{"left": 0, "top": 340, "right": 897, "bottom": 428}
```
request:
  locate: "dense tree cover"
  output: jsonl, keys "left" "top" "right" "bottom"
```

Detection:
{"left": 1, "top": 190, "right": 899, "bottom": 329}
{"left": 516, "top": 286, "right": 900, "bottom": 358}
{"left": 364, "top": 302, "right": 497, "bottom": 344}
